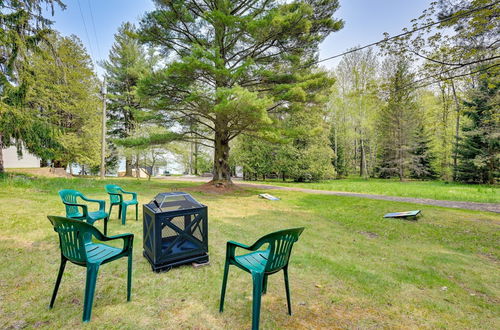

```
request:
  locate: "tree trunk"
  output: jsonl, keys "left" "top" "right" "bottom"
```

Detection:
{"left": 0, "top": 133, "right": 4, "bottom": 174}
{"left": 125, "top": 156, "right": 133, "bottom": 176}
{"left": 353, "top": 132, "right": 358, "bottom": 173}
{"left": 189, "top": 139, "right": 193, "bottom": 175}
{"left": 135, "top": 153, "right": 140, "bottom": 179}
{"left": 148, "top": 155, "right": 155, "bottom": 181}
{"left": 333, "top": 126, "right": 338, "bottom": 169}
{"left": 450, "top": 79, "right": 460, "bottom": 181}
{"left": 212, "top": 127, "right": 232, "bottom": 185}
{"left": 359, "top": 138, "right": 368, "bottom": 179}
{"left": 194, "top": 140, "right": 199, "bottom": 175}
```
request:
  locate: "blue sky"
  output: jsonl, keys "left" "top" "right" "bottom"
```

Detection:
{"left": 48, "top": 0, "right": 431, "bottom": 77}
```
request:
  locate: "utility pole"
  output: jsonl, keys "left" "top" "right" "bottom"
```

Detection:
{"left": 100, "top": 77, "right": 107, "bottom": 179}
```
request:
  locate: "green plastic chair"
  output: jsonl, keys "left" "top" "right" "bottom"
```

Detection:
{"left": 219, "top": 227, "right": 305, "bottom": 330}
{"left": 58, "top": 189, "right": 109, "bottom": 235}
{"left": 105, "top": 184, "right": 138, "bottom": 225}
{"left": 47, "top": 215, "right": 134, "bottom": 322}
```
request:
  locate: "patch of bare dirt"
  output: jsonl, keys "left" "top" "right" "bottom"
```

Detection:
{"left": 478, "top": 252, "right": 499, "bottom": 264}
{"left": 7, "top": 167, "right": 71, "bottom": 178}
{"left": 359, "top": 231, "right": 379, "bottom": 239}
{"left": 183, "top": 182, "right": 247, "bottom": 194}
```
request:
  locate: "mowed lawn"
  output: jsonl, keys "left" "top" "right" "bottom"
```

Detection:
{"left": 251, "top": 177, "right": 500, "bottom": 203}
{"left": 0, "top": 175, "right": 499, "bottom": 329}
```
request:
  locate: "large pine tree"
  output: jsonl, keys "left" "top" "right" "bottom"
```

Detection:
{"left": 137, "top": 0, "right": 343, "bottom": 185}
{"left": 101, "top": 22, "right": 154, "bottom": 176}
{"left": 377, "top": 56, "right": 418, "bottom": 180}
{"left": 455, "top": 68, "right": 499, "bottom": 184}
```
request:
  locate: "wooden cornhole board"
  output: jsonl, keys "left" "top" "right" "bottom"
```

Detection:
{"left": 383, "top": 210, "right": 421, "bottom": 219}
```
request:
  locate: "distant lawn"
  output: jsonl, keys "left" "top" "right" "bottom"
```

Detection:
{"left": 248, "top": 177, "right": 500, "bottom": 203}
{"left": 0, "top": 175, "right": 498, "bottom": 328}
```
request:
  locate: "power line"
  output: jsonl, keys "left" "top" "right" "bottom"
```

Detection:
{"left": 77, "top": 0, "right": 95, "bottom": 66}
{"left": 412, "top": 63, "right": 500, "bottom": 90}
{"left": 315, "top": 0, "right": 499, "bottom": 65}
{"left": 393, "top": 57, "right": 500, "bottom": 92}
{"left": 87, "top": 0, "right": 102, "bottom": 60}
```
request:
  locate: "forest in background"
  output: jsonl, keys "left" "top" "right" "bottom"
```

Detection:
{"left": 0, "top": 0, "right": 498, "bottom": 184}
{"left": 233, "top": 0, "right": 499, "bottom": 184}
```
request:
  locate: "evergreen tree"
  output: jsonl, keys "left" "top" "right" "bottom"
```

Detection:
{"left": 232, "top": 135, "right": 275, "bottom": 181}
{"left": 455, "top": 69, "right": 499, "bottom": 184}
{"left": 0, "top": 0, "right": 64, "bottom": 173}
{"left": 409, "top": 123, "right": 438, "bottom": 179}
{"left": 137, "top": 0, "right": 343, "bottom": 185}
{"left": 101, "top": 22, "right": 154, "bottom": 176}
{"left": 25, "top": 34, "right": 101, "bottom": 170}
{"left": 377, "top": 56, "right": 418, "bottom": 180}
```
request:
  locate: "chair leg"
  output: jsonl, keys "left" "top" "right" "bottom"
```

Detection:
{"left": 49, "top": 257, "right": 67, "bottom": 309}
{"left": 135, "top": 204, "right": 138, "bottom": 221}
{"left": 121, "top": 205, "right": 128, "bottom": 225}
{"left": 103, "top": 217, "right": 108, "bottom": 236}
{"left": 219, "top": 261, "right": 230, "bottom": 312}
{"left": 108, "top": 204, "right": 113, "bottom": 220}
{"left": 284, "top": 267, "right": 292, "bottom": 315}
{"left": 262, "top": 275, "right": 268, "bottom": 294}
{"left": 118, "top": 205, "right": 122, "bottom": 220}
{"left": 127, "top": 252, "right": 133, "bottom": 301}
{"left": 83, "top": 264, "right": 99, "bottom": 322}
{"left": 252, "top": 272, "right": 264, "bottom": 330}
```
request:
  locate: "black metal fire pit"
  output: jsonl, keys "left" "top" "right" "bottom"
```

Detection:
{"left": 143, "top": 192, "right": 208, "bottom": 272}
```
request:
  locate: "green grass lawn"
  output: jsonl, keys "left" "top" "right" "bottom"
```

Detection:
{"left": 0, "top": 175, "right": 499, "bottom": 328}
{"left": 248, "top": 177, "right": 500, "bottom": 203}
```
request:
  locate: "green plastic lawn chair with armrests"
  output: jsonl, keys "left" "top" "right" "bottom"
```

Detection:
{"left": 105, "top": 184, "right": 138, "bottom": 225}
{"left": 58, "top": 189, "right": 109, "bottom": 235}
{"left": 219, "top": 227, "right": 305, "bottom": 330}
{"left": 47, "top": 215, "right": 134, "bottom": 322}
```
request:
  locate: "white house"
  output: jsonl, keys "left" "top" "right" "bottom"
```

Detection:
{"left": 2, "top": 146, "right": 41, "bottom": 168}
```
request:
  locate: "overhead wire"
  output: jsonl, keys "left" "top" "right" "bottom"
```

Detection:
{"left": 76, "top": 0, "right": 96, "bottom": 67}
{"left": 313, "top": 0, "right": 499, "bottom": 90}
{"left": 314, "top": 0, "right": 499, "bottom": 66}
{"left": 87, "top": 0, "right": 102, "bottom": 60}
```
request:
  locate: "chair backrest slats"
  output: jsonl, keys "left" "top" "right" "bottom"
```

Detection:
{"left": 105, "top": 184, "right": 122, "bottom": 203}
{"left": 59, "top": 189, "right": 82, "bottom": 218}
{"left": 48, "top": 216, "right": 94, "bottom": 263}
{"left": 256, "top": 228, "right": 304, "bottom": 273}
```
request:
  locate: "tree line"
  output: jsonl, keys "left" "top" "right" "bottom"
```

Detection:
{"left": 0, "top": 0, "right": 498, "bottom": 184}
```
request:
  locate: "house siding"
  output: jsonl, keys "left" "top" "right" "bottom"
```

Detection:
{"left": 3, "top": 146, "right": 41, "bottom": 168}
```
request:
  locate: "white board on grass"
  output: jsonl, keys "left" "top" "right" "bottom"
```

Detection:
{"left": 259, "top": 193, "right": 280, "bottom": 201}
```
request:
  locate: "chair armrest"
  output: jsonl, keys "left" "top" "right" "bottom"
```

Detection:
{"left": 63, "top": 202, "right": 88, "bottom": 217}
{"left": 228, "top": 241, "right": 251, "bottom": 249}
{"left": 227, "top": 240, "right": 252, "bottom": 259}
{"left": 108, "top": 193, "right": 123, "bottom": 203}
{"left": 94, "top": 232, "right": 134, "bottom": 251}
{"left": 120, "top": 190, "right": 137, "bottom": 199}
{"left": 80, "top": 195, "right": 106, "bottom": 210}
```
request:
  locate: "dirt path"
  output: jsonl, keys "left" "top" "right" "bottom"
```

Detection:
{"left": 159, "top": 176, "right": 500, "bottom": 213}
{"left": 239, "top": 183, "right": 500, "bottom": 213}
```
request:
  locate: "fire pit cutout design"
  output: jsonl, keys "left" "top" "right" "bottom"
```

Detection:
{"left": 143, "top": 192, "right": 208, "bottom": 272}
